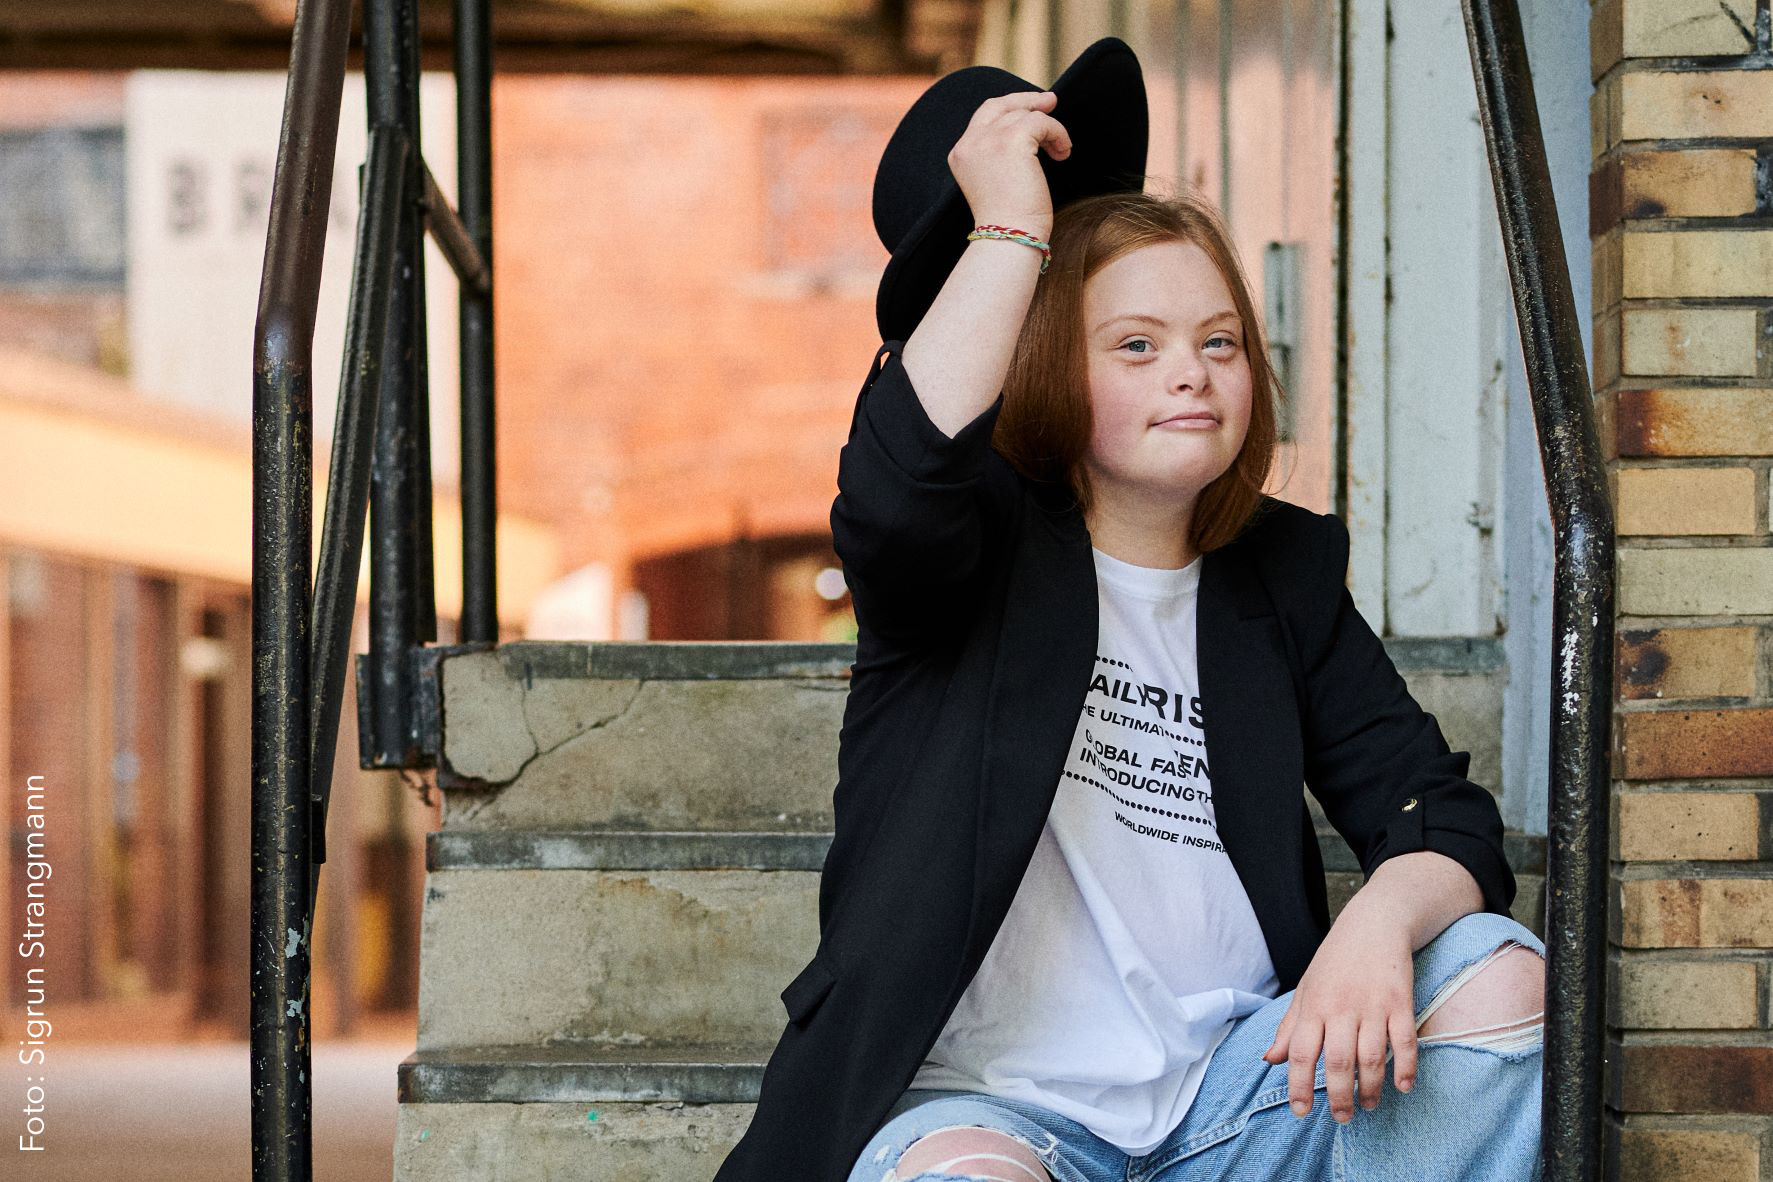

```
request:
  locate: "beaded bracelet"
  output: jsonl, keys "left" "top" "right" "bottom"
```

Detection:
{"left": 966, "top": 223, "right": 1052, "bottom": 274}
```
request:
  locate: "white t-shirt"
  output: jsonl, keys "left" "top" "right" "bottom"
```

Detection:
{"left": 908, "top": 545, "right": 1281, "bottom": 1155}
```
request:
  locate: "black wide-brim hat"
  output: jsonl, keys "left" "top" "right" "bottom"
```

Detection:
{"left": 872, "top": 36, "right": 1148, "bottom": 343}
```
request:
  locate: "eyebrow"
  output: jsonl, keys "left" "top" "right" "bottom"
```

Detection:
{"left": 1092, "top": 310, "right": 1241, "bottom": 334}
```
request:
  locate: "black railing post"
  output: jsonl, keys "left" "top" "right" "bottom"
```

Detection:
{"left": 309, "top": 125, "right": 408, "bottom": 891}
{"left": 249, "top": 0, "right": 352, "bottom": 1176}
{"left": 362, "top": 0, "right": 436, "bottom": 767}
{"left": 455, "top": 0, "right": 498, "bottom": 643}
{"left": 1458, "top": 3, "right": 1616, "bottom": 1179}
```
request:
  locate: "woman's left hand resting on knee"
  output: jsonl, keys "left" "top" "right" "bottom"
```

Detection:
{"left": 1259, "top": 850, "right": 1485, "bottom": 1124}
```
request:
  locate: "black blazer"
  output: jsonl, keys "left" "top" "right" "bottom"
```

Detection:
{"left": 712, "top": 340, "right": 1515, "bottom": 1182}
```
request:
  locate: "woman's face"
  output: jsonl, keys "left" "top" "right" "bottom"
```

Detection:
{"left": 1079, "top": 239, "right": 1254, "bottom": 510}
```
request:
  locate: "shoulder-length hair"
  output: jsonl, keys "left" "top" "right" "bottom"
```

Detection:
{"left": 991, "top": 187, "right": 1286, "bottom": 553}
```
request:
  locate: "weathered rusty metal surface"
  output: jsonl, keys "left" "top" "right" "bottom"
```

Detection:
{"left": 1462, "top": 1, "right": 1617, "bottom": 1179}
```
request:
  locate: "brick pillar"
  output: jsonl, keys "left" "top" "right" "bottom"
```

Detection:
{"left": 1590, "top": 2, "right": 1773, "bottom": 1178}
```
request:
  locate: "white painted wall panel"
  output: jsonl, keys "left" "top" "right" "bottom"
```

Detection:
{"left": 1384, "top": 0, "right": 1508, "bottom": 637}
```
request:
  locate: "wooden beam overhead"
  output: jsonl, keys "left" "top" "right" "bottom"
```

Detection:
{"left": 0, "top": 0, "right": 955, "bottom": 74}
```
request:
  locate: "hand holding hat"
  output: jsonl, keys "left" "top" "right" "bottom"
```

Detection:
{"left": 945, "top": 90, "right": 1073, "bottom": 240}
{"left": 872, "top": 36, "right": 1149, "bottom": 342}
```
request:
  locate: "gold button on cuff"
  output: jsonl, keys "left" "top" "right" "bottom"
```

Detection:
{"left": 1401, "top": 797, "right": 1419, "bottom": 811}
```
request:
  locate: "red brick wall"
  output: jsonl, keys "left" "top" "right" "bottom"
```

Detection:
{"left": 489, "top": 74, "right": 927, "bottom": 587}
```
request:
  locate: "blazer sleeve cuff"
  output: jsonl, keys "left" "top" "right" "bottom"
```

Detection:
{"left": 1366, "top": 795, "right": 1517, "bottom": 918}
{"left": 861, "top": 340, "right": 1006, "bottom": 485}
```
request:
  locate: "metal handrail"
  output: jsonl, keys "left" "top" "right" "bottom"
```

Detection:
{"left": 249, "top": 0, "right": 353, "bottom": 1174}
{"left": 453, "top": 0, "right": 499, "bottom": 645}
{"left": 309, "top": 124, "right": 408, "bottom": 876}
{"left": 250, "top": 0, "right": 494, "bottom": 1174}
{"left": 1459, "top": 3, "right": 1615, "bottom": 1179}
{"left": 359, "top": 0, "right": 436, "bottom": 773}
{"left": 422, "top": 160, "right": 490, "bottom": 295}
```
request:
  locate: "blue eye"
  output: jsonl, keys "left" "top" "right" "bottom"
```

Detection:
{"left": 1207, "top": 335, "right": 1237, "bottom": 350}
{"left": 1122, "top": 339, "right": 1152, "bottom": 354}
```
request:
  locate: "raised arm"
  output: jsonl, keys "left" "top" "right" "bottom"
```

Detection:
{"left": 830, "top": 91, "right": 1072, "bottom": 648}
{"left": 829, "top": 339, "right": 1007, "bottom": 647}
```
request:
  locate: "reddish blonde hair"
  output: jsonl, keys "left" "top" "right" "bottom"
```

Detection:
{"left": 991, "top": 187, "right": 1285, "bottom": 553}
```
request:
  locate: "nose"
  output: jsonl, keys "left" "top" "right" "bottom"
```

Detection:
{"left": 1168, "top": 354, "right": 1208, "bottom": 393}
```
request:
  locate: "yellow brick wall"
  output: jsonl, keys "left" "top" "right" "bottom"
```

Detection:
{"left": 1590, "top": 2, "right": 1773, "bottom": 1178}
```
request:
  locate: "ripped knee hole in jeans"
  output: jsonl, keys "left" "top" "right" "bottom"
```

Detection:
{"left": 1412, "top": 939, "right": 1545, "bottom": 1054}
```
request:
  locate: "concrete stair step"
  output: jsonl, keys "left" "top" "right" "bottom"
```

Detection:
{"left": 416, "top": 827, "right": 1545, "bottom": 1052}
{"left": 396, "top": 1099, "right": 753, "bottom": 1182}
{"left": 417, "top": 863, "right": 820, "bottom": 1050}
{"left": 432, "top": 642, "right": 852, "bottom": 832}
{"left": 394, "top": 1043, "right": 767, "bottom": 1181}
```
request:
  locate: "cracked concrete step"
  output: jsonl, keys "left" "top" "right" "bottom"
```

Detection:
{"left": 434, "top": 642, "right": 852, "bottom": 832}
{"left": 416, "top": 866, "right": 820, "bottom": 1051}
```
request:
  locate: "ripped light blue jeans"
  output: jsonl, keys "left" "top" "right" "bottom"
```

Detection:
{"left": 848, "top": 912, "right": 1545, "bottom": 1182}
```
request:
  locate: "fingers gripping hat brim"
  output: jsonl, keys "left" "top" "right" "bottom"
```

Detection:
{"left": 873, "top": 36, "right": 1149, "bottom": 343}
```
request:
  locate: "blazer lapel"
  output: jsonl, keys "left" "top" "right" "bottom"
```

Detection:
{"left": 1197, "top": 541, "right": 1312, "bottom": 984}
{"left": 963, "top": 491, "right": 1096, "bottom": 966}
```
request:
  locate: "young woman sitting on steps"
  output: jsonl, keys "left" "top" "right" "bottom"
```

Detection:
{"left": 844, "top": 84, "right": 1545, "bottom": 1182}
